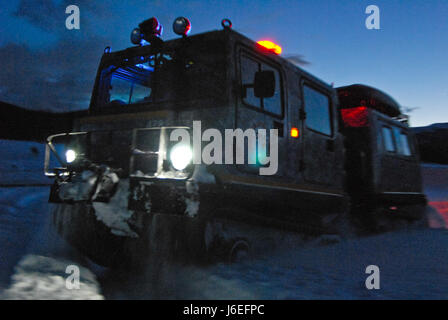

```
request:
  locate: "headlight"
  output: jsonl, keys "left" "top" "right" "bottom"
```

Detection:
{"left": 65, "top": 149, "right": 77, "bottom": 164}
{"left": 170, "top": 145, "right": 192, "bottom": 171}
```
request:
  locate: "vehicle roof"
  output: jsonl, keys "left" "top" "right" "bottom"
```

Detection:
{"left": 102, "top": 28, "right": 334, "bottom": 92}
{"left": 336, "top": 84, "right": 402, "bottom": 117}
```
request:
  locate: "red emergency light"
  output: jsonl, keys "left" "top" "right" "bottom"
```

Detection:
{"left": 340, "top": 106, "right": 369, "bottom": 128}
{"left": 257, "top": 40, "right": 282, "bottom": 55}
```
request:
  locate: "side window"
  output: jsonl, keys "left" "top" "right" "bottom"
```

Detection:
{"left": 303, "top": 85, "right": 332, "bottom": 136}
{"left": 241, "top": 54, "right": 282, "bottom": 116}
{"left": 392, "top": 126, "right": 413, "bottom": 156}
{"left": 399, "top": 132, "right": 412, "bottom": 156}
{"left": 382, "top": 126, "right": 396, "bottom": 152}
{"left": 392, "top": 127, "right": 402, "bottom": 153}
{"left": 241, "top": 55, "right": 260, "bottom": 108}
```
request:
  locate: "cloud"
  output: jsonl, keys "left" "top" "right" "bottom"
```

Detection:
{"left": 0, "top": 35, "right": 109, "bottom": 112}
{"left": 0, "top": 1, "right": 116, "bottom": 111}
{"left": 14, "top": 0, "right": 61, "bottom": 32}
{"left": 14, "top": 0, "right": 110, "bottom": 33}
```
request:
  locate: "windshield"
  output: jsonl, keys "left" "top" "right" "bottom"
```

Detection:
{"left": 109, "top": 65, "right": 152, "bottom": 105}
{"left": 99, "top": 54, "right": 162, "bottom": 107}
{"left": 95, "top": 39, "right": 226, "bottom": 109}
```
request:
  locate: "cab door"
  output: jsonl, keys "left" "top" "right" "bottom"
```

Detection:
{"left": 300, "top": 81, "right": 341, "bottom": 187}
{"left": 376, "top": 120, "right": 422, "bottom": 193}
{"left": 236, "top": 48, "right": 286, "bottom": 176}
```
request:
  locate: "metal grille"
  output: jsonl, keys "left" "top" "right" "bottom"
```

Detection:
{"left": 130, "top": 128, "right": 161, "bottom": 176}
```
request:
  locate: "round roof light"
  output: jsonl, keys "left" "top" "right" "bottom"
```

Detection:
{"left": 130, "top": 28, "right": 142, "bottom": 45}
{"left": 173, "top": 17, "right": 191, "bottom": 36}
{"left": 139, "top": 17, "right": 163, "bottom": 40}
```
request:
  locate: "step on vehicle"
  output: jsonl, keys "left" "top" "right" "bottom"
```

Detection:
{"left": 44, "top": 17, "right": 427, "bottom": 267}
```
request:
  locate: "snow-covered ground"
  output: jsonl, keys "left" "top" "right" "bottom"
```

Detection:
{"left": 0, "top": 185, "right": 103, "bottom": 299}
{"left": 0, "top": 140, "right": 53, "bottom": 186}
{"left": 0, "top": 140, "right": 447, "bottom": 299}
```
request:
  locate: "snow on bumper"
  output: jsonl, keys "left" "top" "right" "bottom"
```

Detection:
{"left": 50, "top": 167, "right": 203, "bottom": 239}
{"left": 128, "top": 178, "right": 200, "bottom": 218}
{"left": 92, "top": 179, "right": 138, "bottom": 238}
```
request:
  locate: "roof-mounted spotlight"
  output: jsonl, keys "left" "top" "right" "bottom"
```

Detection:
{"left": 130, "top": 28, "right": 143, "bottom": 45}
{"left": 173, "top": 17, "right": 191, "bottom": 37}
{"left": 139, "top": 17, "right": 163, "bottom": 39}
{"left": 130, "top": 17, "right": 163, "bottom": 46}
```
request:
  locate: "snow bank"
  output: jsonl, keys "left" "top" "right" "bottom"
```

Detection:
{"left": 421, "top": 163, "right": 448, "bottom": 227}
{"left": 0, "top": 185, "right": 105, "bottom": 299}
{"left": 0, "top": 186, "right": 50, "bottom": 285}
{"left": 1, "top": 255, "right": 103, "bottom": 300}
{"left": 0, "top": 140, "right": 51, "bottom": 186}
{"left": 422, "top": 163, "right": 448, "bottom": 201}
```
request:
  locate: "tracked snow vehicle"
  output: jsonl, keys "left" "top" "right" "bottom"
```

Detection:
{"left": 44, "top": 18, "right": 427, "bottom": 267}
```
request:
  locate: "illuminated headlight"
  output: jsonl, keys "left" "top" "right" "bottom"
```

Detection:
{"left": 170, "top": 145, "right": 192, "bottom": 171}
{"left": 65, "top": 149, "right": 77, "bottom": 164}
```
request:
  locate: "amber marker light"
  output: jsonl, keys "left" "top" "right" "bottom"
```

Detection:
{"left": 257, "top": 40, "right": 282, "bottom": 55}
{"left": 290, "top": 127, "right": 300, "bottom": 138}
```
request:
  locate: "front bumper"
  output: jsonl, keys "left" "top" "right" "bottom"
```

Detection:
{"left": 129, "top": 177, "right": 200, "bottom": 217}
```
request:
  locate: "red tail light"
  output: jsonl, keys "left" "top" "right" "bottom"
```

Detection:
{"left": 341, "top": 106, "right": 369, "bottom": 127}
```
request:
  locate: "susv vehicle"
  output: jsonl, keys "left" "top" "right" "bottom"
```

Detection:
{"left": 45, "top": 17, "right": 426, "bottom": 267}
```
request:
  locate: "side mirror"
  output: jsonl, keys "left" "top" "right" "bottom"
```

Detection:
{"left": 254, "top": 70, "right": 275, "bottom": 98}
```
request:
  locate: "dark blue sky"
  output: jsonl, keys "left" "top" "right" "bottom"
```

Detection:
{"left": 0, "top": 0, "right": 447, "bottom": 126}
